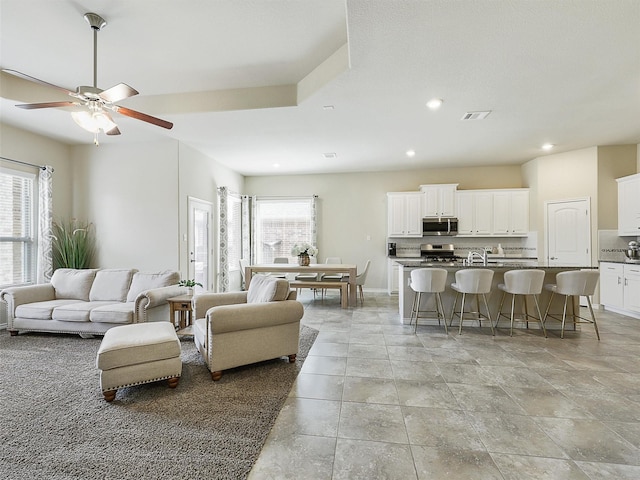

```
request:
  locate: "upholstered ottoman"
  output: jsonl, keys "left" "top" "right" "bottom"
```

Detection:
{"left": 96, "top": 322, "right": 182, "bottom": 402}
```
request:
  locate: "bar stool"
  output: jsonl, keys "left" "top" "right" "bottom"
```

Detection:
{"left": 449, "top": 269, "right": 495, "bottom": 335}
{"left": 543, "top": 270, "right": 600, "bottom": 340}
{"left": 409, "top": 268, "right": 448, "bottom": 334}
{"left": 494, "top": 269, "right": 547, "bottom": 337}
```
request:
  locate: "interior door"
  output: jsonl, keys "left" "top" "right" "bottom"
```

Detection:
{"left": 546, "top": 198, "right": 591, "bottom": 266}
{"left": 188, "top": 197, "right": 213, "bottom": 292}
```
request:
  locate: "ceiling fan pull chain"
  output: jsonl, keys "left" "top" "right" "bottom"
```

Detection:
{"left": 93, "top": 132, "right": 100, "bottom": 146}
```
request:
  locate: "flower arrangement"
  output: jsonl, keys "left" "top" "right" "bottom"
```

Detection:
{"left": 291, "top": 242, "right": 318, "bottom": 257}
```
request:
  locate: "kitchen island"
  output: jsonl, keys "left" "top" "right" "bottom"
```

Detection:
{"left": 396, "top": 260, "right": 597, "bottom": 331}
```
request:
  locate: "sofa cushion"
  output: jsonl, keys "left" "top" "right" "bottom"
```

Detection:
{"left": 126, "top": 271, "right": 180, "bottom": 302}
{"left": 90, "top": 302, "right": 136, "bottom": 324}
{"left": 247, "top": 275, "right": 291, "bottom": 303}
{"left": 15, "top": 299, "right": 80, "bottom": 320}
{"left": 51, "top": 268, "right": 99, "bottom": 301}
{"left": 90, "top": 269, "right": 136, "bottom": 302}
{"left": 52, "top": 301, "right": 119, "bottom": 322}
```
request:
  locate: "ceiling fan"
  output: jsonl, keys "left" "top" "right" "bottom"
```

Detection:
{"left": 3, "top": 12, "right": 173, "bottom": 145}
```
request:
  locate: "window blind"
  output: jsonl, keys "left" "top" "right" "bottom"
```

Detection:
{"left": 0, "top": 168, "right": 36, "bottom": 287}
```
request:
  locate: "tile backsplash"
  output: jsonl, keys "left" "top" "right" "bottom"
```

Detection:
{"left": 390, "top": 234, "right": 538, "bottom": 258}
{"left": 598, "top": 230, "right": 637, "bottom": 262}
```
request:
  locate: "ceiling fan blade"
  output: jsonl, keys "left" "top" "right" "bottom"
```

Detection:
{"left": 113, "top": 105, "right": 173, "bottom": 130}
{"left": 105, "top": 125, "right": 121, "bottom": 136}
{"left": 2, "top": 69, "right": 76, "bottom": 96}
{"left": 99, "top": 83, "right": 139, "bottom": 103}
{"left": 16, "top": 101, "right": 78, "bottom": 109}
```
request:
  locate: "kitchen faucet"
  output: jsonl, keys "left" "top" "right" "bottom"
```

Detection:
{"left": 467, "top": 249, "right": 488, "bottom": 266}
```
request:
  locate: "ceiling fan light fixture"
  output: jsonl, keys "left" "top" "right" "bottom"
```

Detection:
{"left": 71, "top": 109, "right": 118, "bottom": 134}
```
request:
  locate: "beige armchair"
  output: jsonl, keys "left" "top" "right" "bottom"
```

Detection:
{"left": 192, "top": 275, "right": 304, "bottom": 381}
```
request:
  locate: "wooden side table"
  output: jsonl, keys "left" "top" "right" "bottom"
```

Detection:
{"left": 167, "top": 294, "right": 193, "bottom": 331}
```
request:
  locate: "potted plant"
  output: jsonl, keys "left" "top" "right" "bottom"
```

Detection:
{"left": 51, "top": 218, "right": 95, "bottom": 270}
{"left": 291, "top": 243, "right": 318, "bottom": 266}
{"left": 178, "top": 279, "right": 203, "bottom": 295}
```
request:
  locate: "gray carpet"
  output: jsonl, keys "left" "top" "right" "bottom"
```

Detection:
{"left": 0, "top": 324, "right": 318, "bottom": 480}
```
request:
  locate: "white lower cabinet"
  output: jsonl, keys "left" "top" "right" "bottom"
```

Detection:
{"left": 600, "top": 262, "right": 640, "bottom": 317}
{"left": 388, "top": 259, "right": 400, "bottom": 294}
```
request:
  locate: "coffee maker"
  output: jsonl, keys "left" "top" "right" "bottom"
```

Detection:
{"left": 388, "top": 242, "right": 397, "bottom": 256}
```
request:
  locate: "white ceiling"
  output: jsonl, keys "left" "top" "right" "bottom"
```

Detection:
{"left": 1, "top": 0, "right": 639, "bottom": 176}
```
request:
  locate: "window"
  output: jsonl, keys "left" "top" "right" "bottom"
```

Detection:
{"left": 0, "top": 168, "right": 36, "bottom": 287}
{"left": 227, "top": 194, "right": 242, "bottom": 272}
{"left": 253, "top": 197, "right": 316, "bottom": 264}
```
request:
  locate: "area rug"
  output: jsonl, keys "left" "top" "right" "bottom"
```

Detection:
{"left": 0, "top": 324, "right": 318, "bottom": 480}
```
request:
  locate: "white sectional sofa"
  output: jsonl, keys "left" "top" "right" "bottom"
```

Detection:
{"left": 1, "top": 268, "right": 185, "bottom": 337}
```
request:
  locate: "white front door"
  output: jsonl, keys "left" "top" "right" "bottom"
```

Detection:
{"left": 546, "top": 198, "right": 591, "bottom": 267}
{"left": 188, "top": 197, "right": 213, "bottom": 292}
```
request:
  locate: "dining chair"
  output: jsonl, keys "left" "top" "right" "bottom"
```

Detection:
{"left": 239, "top": 258, "right": 249, "bottom": 290}
{"left": 271, "top": 257, "right": 289, "bottom": 278}
{"left": 320, "top": 257, "right": 343, "bottom": 298}
{"left": 355, "top": 260, "right": 371, "bottom": 305}
{"left": 295, "top": 256, "right": 319, "bottom": 296}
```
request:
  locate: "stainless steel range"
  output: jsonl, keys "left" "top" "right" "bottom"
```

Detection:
{"left": 420, "top": 244, "right": 459, "bottom": 263}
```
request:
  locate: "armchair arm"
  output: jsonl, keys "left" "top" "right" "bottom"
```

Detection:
{"left": 1, "top": 284, "right": 56, "bottom": 319}
{"left": 192, "top": 291, "right": 248, "bottom": 320}
{"left": 206, "top": 300, "right": 304, "bottom": 334}
{"left": 134, "top": 285, "right": 188, "bottom": 322}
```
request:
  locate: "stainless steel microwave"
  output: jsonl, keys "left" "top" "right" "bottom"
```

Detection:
{"left": 423, "top": 217, "right": 458, "bottom": 236}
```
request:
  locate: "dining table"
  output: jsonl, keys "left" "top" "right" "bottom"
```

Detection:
{"left": 245, "top": 263, "right": 358, "bottom": 308}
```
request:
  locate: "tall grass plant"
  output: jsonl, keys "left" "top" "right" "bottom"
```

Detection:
{"left": 52, "top": 218, "right": 95, "bottom": 270}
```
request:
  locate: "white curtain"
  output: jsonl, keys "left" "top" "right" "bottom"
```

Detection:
{"left": 217, "top": 187, "right": 229, "bottom": 292}
{"left": 37, "top": 165, "right": 54, "bottom": 283}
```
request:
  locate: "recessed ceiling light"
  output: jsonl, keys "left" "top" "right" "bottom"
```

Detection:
{"left": 406, "top": 150, "right": 416, "bottom": 157}
{"left": 322, "top": 152, "right": 337, "bottom": 159}
{"left": 426, "top": 98, "right": 443, "bottom": 110}
{"left": 542, "top": 143, "right": 554, "bottom": 151}
{"left": 273, "top": 163, "right": 280, "bottom": 168}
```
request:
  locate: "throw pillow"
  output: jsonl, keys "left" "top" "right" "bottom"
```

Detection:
{"left": 247, "top": 275, "right": 290, "bottom": 303}
{"left": 51, "top": 268, "right": 99, "bottom": 300}
{"left": 89, "top": 269, "right": 137, "bottom": 302}
{"left": 126, "top": 271, "right": 180, "bottom": 302}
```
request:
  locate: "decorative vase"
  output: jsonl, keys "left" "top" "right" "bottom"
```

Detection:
{"left": 186, "top": 287, "right": 194, "bottom": 296}
{"left": 298, "top": 254, "right": 310, "bottom": 266}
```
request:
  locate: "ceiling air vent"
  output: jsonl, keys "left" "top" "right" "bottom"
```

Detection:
{"left": 461, "top": 111, "right": 491, "bottom": 121}
{"left": 322, "top": 152, "right": 337, "bottom": 159}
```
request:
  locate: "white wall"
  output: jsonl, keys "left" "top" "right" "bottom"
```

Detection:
{"left": 70, "top": 140, "right": 181, "bottom": 271}
{"left": 0, "top": 123, "right": 73, "bottom": 220}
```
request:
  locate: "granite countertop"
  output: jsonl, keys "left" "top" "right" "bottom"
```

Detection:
{"left": 599, "top": 259, "right": 640, "bottom": 265}
{"left": 394, "top": 259, "right": 596, "bottom": 269}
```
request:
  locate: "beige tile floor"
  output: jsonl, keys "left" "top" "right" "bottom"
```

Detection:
{"left": 249, "top": 290, "right": 640, "bottom": 480}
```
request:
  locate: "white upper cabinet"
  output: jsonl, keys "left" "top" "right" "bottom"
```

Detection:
{"left": 387, "top": 192, "right": 423, "bottom": 237}
{"left": 420, "top": 184, "right": 458, "bottom": 217}
{"left": 457, "top": 188, "right": 529, "bottom": 237}
{"left": 617, "top": 174, "right": 640, "bottom": 236}
{"left": 456, "top": 190, "right": 493, "bottom": 236}
{"left": 492, "top": 189, "right": 530, "bottom": 236}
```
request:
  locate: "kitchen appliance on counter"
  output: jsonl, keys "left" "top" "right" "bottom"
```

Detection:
{"left": 388, "top": 242, "right": 397, "bottom": 256}
{"left": 420, "top": 244, "right": 460, "bottom": 263}
{"left": 625, "top": 241, "right": 640, "bottom": 263}
{"left": 422, "top": 217, "right": 458, "bottom": 236}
